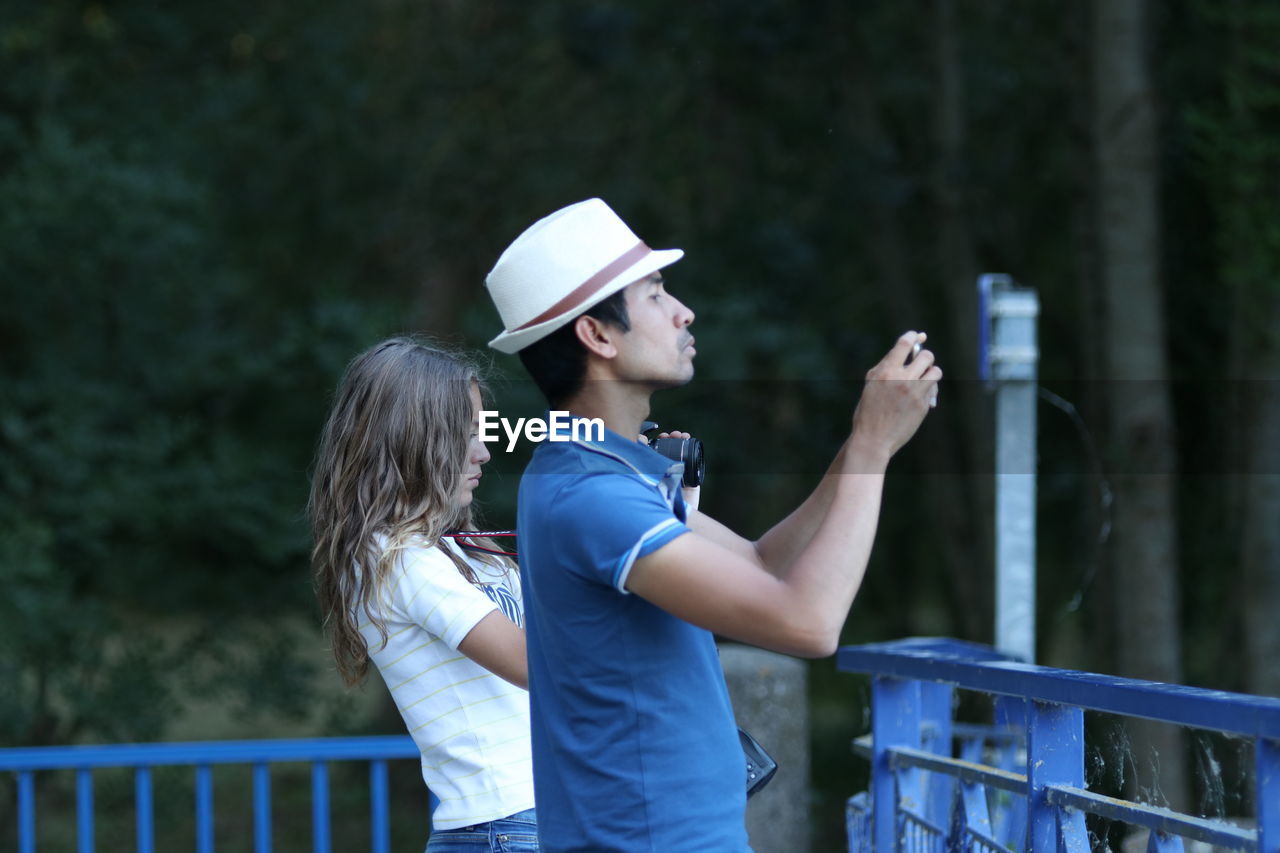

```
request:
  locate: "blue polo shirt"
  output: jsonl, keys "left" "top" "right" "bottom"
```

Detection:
{"left": 516, "top": 420, "right": 749, "bottom": 853}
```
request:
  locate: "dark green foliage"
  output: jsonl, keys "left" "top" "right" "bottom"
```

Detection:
{"left": 0, "top": 0, "right": 392, "bottom": 748}
{"left": 1, "top": 0, "right": 1277, "bottom": 847}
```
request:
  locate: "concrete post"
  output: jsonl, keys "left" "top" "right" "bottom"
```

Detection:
{"left": 720, "top": 644, "right": 810, "bottom": 853}
{"left": 979, "top": 273, "right": 1040, "bottom": 664}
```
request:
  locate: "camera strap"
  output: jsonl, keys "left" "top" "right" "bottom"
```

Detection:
{"left": 444, "top": 530, "right": 518, "bottom": 558}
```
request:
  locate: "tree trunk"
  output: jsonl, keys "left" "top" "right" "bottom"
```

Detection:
{"left": 931, "top": 0, "right": 980, "bottom": 364}
{"left": 1091, "top": 0, "right": 1188, "bottom": 809}
{"left": 1241, "top": 347, "right": 1280, "bottom": 697}
{"left": 928, "top": 0, "right": 997, "bottom": 646}
{"left": 1213, "top": 4, "right": 1280, "bottom": 700}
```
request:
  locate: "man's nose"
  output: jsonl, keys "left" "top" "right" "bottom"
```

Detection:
{"left": 474, "top": 440, "right": 491, "bottom": 465}
{"left": 673, "top": 298, "right": 694, "bottom": 328}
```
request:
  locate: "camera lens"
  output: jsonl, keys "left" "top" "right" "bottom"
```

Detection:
{"left": 652, "top": 436, "right": 705, "bottom": 488}
{"left": 684, "top": 438, "right": 705, "bottom": 488}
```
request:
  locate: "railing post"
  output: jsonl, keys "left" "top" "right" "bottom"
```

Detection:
{"left": 195, "top": 764, "right": 214, "bottom": 853}
{"left": 370, "top": 759, "right": 390, "bottom": 853}
{"left": 993, "top": 696, "right": 1027, "bottom": 731}
{"left": 135, "top": 766, "right": 154, "bottom": 853}
{"left": 920, "top": 682, "right": 955, "bottom": 832}
{"left": 17, "top": 770, "right": 36, "bottom": 853}
{"left": 1259, "top": 737, "right": 1279, "bottom": 853}
{"left": 312, "top": 761, "right": 331, "bottom": 853}
{"left": 1026, "top": 701, "right": 1087, "bottom": 852}
{"left": 77, "top": 768, "right": 94, "bottom": 853}
{"left": 993, "top": 696, "right": 1028, "bottom": 848}
{"left": 872, "top": 675, "right": 921, "bottom": 852}
{"left": 956, "top": 779, "right": 994, "bottom": 841}
{"left": 254, "top": 762, "right": 272, "bottom": 853}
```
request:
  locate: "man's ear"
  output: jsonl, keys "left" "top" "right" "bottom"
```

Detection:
{"left": 573, "top": 315, "right": 621, "bottom": 359}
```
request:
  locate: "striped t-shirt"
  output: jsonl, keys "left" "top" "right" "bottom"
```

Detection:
{"left": 360, "top": 537, "right": 533, "bottom": 830}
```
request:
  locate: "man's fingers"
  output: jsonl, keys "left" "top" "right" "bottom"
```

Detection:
{"left": 924, "top": 366, "right": 942, "bottom": 408}
{"left": 907, "top": 349, "right": 936, "bottom": 376}
{"left": 892, "top": 330, "right": 922, "bottom": 358}
{"left": 887, "top": 331, "right": 931, "bottom": 373}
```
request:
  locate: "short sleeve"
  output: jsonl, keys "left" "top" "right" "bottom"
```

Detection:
{"left": 549, "top": 472, "right": 691, "bottom": 593}
{"left": 384, "top": 546, "right": 499, "bottom": 650}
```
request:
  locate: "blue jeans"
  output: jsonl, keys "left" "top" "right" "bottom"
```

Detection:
{"left": 426, "top": 809, "right": 539, "bottom": 853}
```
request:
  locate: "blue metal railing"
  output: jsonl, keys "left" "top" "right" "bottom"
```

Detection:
{"left": 1, "top": 736, "right": 422, "bottom": 853}
{"left": 839, "top": 637, "right": 1280, "bottom": 852}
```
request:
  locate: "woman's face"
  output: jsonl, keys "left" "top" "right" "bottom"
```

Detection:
{"left": 456, "top": 382, "right": 491, "bottom": 508}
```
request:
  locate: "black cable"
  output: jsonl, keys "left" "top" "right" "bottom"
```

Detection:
{"left": 1037, "top": 385, "right": 1113, "bottom": 613}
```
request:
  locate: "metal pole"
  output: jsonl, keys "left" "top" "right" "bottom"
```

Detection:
{"left": 979, "top": 274, "right": 1040, "bottom": 664}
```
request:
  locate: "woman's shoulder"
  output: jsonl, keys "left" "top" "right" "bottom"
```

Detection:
{"left": 378, "top": 533, "right": 515, "bottom": 590}
{"left": 394, "top": 536, "right": 459, "bottom": 572}
{"left": 404, "top": 536, "right": 511, "bottom": 579}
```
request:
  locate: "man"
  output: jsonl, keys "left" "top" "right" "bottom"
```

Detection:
{"left": 484, "top": 198, "right": 940, "bottom": 852}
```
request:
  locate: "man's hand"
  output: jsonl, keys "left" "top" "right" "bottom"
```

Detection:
{"left": 850, "top": 331, "right": 942, "bottom": 462}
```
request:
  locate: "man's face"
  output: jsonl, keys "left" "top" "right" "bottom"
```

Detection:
{"left": 612, "top": 272, "right": 696, "bottom": 389}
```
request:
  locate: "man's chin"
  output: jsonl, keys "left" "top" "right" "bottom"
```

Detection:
{"left": 651, "top": 368, "right": 694, "bottom": 391}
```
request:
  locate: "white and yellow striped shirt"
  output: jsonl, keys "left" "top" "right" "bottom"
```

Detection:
{"left": 360, "top": 539, "right": 534, "bottom": 830}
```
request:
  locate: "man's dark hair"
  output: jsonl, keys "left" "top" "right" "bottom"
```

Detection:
{"left": 518, "top": 288, "right": 631, "bottom": 406}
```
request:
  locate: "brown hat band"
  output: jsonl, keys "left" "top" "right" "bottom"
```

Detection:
{"left": 514, "top": 241, "right": 651, "bottom": 331}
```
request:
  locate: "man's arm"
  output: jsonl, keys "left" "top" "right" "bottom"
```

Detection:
{"left": 626, "top": 332, "right": 940, "bottom": 656}
{"left": 628, "top": 438, "right": 888, "bottom": 657}
{"left": 686, "top": 332, "right": 937, "bottom": 579}
{"left": 684, "top": 442, "right": 849, "bottom": 579}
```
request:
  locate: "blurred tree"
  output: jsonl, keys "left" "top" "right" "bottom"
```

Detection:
{"left": 925, "top": 0, "right": 993, "bottom": 641}
{"left": 1189, "top": 1, "right": 1280, "bottom": 699}
{"left": 1092, "top": 0, "right": 1187, "bottom": 807}
{"left": 4, "top": 0, "right": 1280, "bottom": 846}
{"left": 0, "top": 0, "right": 392, "bottom": 753}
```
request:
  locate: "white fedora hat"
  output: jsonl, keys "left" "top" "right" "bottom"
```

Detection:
{"left": 485, "top": 198, "right": 684, "bottom": 353}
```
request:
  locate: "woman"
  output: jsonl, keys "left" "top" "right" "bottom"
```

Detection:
{"left": 309, "top": 337, "right": 536, "bottom": 852}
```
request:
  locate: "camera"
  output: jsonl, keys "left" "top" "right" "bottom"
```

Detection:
{"left": 640, "top": 421, "right": 706, "bottom": 488}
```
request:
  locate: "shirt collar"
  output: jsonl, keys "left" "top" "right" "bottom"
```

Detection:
{"left": 547, "top": 411, "right": 682, "bottom": 483}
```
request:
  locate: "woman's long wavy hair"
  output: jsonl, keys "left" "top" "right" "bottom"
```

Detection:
{"left": 308, "top": 337, "right": 511, "bottom": 686}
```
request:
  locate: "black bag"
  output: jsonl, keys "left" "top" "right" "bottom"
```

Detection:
{"left": 738, "top": 727, "right": 778, "bottom": 798}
